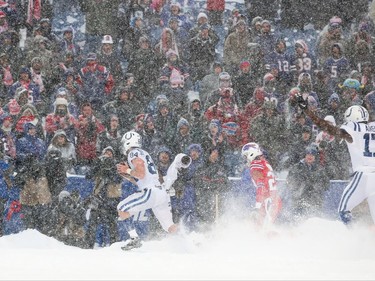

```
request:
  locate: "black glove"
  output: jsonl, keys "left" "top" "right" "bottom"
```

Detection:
{"left": 296, "top": 93, "right": 308, "bottom": 110}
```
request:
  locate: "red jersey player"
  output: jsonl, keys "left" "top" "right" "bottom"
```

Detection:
{"left": 241, "top": 142, "right": 282, "bottom": 226}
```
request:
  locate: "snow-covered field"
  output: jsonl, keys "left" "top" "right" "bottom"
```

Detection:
{"left": 1, "top": 217, "right": 374, "bottom": 280}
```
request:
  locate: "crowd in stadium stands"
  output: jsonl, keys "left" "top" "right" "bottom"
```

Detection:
{"left": 0, "top": 0, "right": 374, "bottom": 248}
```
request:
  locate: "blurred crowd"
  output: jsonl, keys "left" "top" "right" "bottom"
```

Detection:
{"left": 0, "top": 0, "right": 374, "bottom": 248}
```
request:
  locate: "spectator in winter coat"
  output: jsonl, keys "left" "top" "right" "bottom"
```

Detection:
{"left": 0, "top": 30, "right": 24, "bottom": 75}
{"left": 16, "top": 121, "right": 51, "bottom": 233}
{"left": 204, "top": 71, "right": 242, "bottom": 111}
{"left": 101, "top": 86, "right": 143, "bottom": 132}
{"left": 200, "top": 119, "right": 227, "bottom": 164}
{"left": 0, "top": 113, "right": 16, "bottom": 160}
{"left": 188, "top": 23, "right": 219, "bottom": 83}
{"left": 199, "top": 61, "right": 223, "bottom": 109}
{"left": 26, "top": 35, "right": 55, "bottom": 78}
{"left": 96, "top": 35, "right": 123, "bottom": 84}
{"left": 232, "top": 60, "right": 257, "bottom": 106}
{"left": 96, "top": 114, "right": 124, "bottom": 162}
{"left": 127, "top": 36, "right": 160, "bottom": 108}
{"left": 59, "top": 26, "right": 82, "bottom": 60}
{"left": 172, "top": 143, "right": 204, "bottom": 231}
{"left": 240, "top": 87, "right": 267, "bottom": 143}
{"left": 154, "top": 27, "right": 180, "bottom": 64}
{"left": 138, "top": 113, "right": 162, "bottom": 157}
{"left": 49, "top": 87, "right": 79, "bottom": 119}
{"left": 172, "top": 117, "right": 193, "bottom": 155}
{"left": 0, "top": 52, "right": 16, "bottom": 95}
{"left": 13, "top": 103, "right": 44, "bottom": 140}
{"left": 3, "top": 86, "right": 29, "bottom": 119}
{"left": 317, "top": 21, "right": 348, "bottom": 65}
{"left": 255, "top": 20, "right": 276, "bottom": 57}
{"left": 348, "top": 39, "right": 373, "bottom": 74}
{"left": 224, "top": 20, "right": 253, "bottom": 75}
{"left": 250, "top": 100, "right": 287, "bottom": 171}
{"left": 44, "top": 96, "right": 76, "bottom": 145}
{"left": 8, "top": 67, "right": 41, "bottom": 109}
{"left": 160, "top": 2, "right": 191, "bottom": 32}
{"left": 77, "top": 52, "right": 114, "bottom": 113}
{"left": 322, "top": 93, "right": 344, "bottom": 125}
{"left": 188, "top": 12, "right": 209, "bottom": 40}
{"left": 182, "top": 91, "right": 206, "bottom": 144}
{"left": 74, "top": 102, "right": 105, "bottom": 169}
{"left": 286, "top": 145, "right": 330, "bottom": 221}
{"left": 47, "top": 129, "right": 76, "bottom": 174}
{"left": 153, "top": 98, "right": 178, "bottom": 150}
{"left": 206, "top": 0, "right": 225, "bottom": 26}
{"left": 194, "top": 147, "right": 229, "bottom": 231}
{"left": 78, "top": 0, "right": 121, "bottom": 53}
{"left": 159, "top": 49, "right": 191, "bottom": 90}
{"left": 168, "top": 16, "right": 190, "bottom": 62}
{"left": 283, "top": 125, "right": 314, "bottom": 170}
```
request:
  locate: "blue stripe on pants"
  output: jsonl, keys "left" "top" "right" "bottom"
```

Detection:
{"left": 121, "top": 189, "right": 152, "bottom": 212}
{"left": 338, "top": 172, "right": 363, "bottom": 212}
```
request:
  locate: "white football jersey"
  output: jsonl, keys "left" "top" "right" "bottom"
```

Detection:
{"left": 127, "top": 148, "right": 160, "bottom": 190}
{"left": 341, "top": 121, "right": 375, "bottom": 172}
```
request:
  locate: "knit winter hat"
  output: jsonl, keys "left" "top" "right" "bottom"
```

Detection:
{"left": 328, "top": 93, "right": 340, "bottom": 104}
{"left": 55, "top": 97, "right": 68, "bottom": 107}
{"left": 197, "top": 12, "right": 208, "bottom": 20}
{"left": 209, "top": 119, "right": 222, "bottom": 132}
{"left": 177, "top": 117, "right": 189, "bottom": 129}
{"left": 324, "top": 115, "right": 336, "bottom": 126}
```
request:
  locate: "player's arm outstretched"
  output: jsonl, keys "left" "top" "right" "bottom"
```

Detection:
{"left": 296, "top": 94, "right": 353, "bottom": 143}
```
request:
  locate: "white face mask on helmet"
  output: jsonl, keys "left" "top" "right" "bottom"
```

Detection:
{"left": 241, "top": 142, "right": 262, "bottom": 163}
{"left": 344, "top": 105, "right": 369, "bottom": 123}
{"left": 121, "top": 131, "right": 142, "bottom": 154}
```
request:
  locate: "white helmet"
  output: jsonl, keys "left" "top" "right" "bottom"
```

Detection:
{"left": 344, "top": 105, "right": 369, "bottom": 123}
{"left": 241, "top": 142, "right": 262, "bottom": 163}
{"left": 121, "top": 131, "right": 142, "bottom": 153}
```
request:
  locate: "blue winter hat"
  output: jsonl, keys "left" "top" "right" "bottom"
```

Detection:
{"left": 209, "top": 119, "right": 221, "bottom": 130}
{"left": 177, "top": 117, "right": 189, "bottom": 129}
{"left": 186, "top": 143, "right": 202, "bottom": 155}
{"left": 19, "top": 67, "right": 32, "bottom": 78}
{"left": 328, "top": 93, "right": 340, "bottom": 104}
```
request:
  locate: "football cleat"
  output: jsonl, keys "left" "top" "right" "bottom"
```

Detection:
{"left": 121, "top": 237, "right": 142, "bottom": 251}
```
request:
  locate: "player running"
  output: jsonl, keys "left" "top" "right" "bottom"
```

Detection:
{"left": 296, "top": 96, "right": 375, "bottom": 226}
{"left": 241, "top": 142, "right": 282, "bottom": 227}
{"left": 117, "top": 131, "right": 191, "bottom": 250}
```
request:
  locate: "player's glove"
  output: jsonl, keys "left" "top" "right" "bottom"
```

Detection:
{"left": 296, "top": 93, "right": 308, "bottom": 110}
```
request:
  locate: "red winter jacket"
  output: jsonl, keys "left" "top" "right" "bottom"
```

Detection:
{"left": 206, "top": 0, "right": 225, "bottom": 11}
